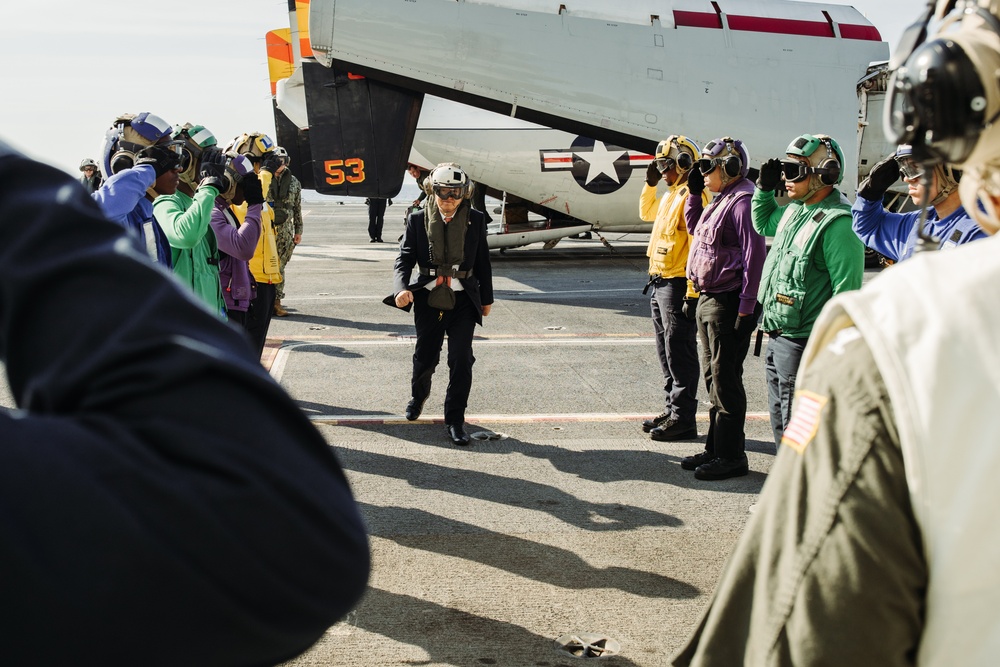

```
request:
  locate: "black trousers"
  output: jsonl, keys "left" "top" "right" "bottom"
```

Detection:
{"left": 227, "top": 308, "right": 248, "bottom": 328}
{"left": 650, "top": 277, "right": 699, "bottom": 422}
{"left": 696, "top": 290, "right": 758, "bottom": 459}
{"left": 367, "top": 199, "right": 387, "bottom": 240}
{"left": 411, "top": 288, "right": 478, "bottom": 424}
{"left": 246, "top": 282, "right": 276, "bottom": 359}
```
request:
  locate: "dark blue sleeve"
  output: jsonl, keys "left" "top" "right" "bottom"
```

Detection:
{"left": 0, "top": 151, "right": 369, "bottom": 666}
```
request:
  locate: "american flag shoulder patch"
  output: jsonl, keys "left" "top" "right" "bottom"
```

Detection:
{"left": 781, "top": 390, "right": 828, "bottom": 454}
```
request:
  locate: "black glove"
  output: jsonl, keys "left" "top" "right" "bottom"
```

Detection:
{"left": 687, "top": 167, "right": 705, "bottom": 197}
{"left": 734, "top": 312, "right": 758, "bottom": 338}
{"left": 198, "top": 162, "right": 230, "bottom": 195}
{"left": 682, "top": 297, "right": 698, "bottom": 320}
{"left": 134, "top": 144, "right": 181, "bottom": 177}
{"left": 241, "top": 173, "right": 264, "bottom": 205}
{"left": 261, "top": 154, "right": 283, "bottom": 173}
{"left": 645, "top": 162, "right": 661, "bottom": 187}
{"left": 857, "top": 154, "right": 900, "bottom": 201}
{"left": 756, "top": 158, "right": 783, "bottom": 192}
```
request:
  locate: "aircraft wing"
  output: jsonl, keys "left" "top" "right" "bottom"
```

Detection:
{"left": 308, "top": 0, "right": 889, "bottom": 190}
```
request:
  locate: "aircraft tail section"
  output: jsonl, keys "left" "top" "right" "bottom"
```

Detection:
{"left": 302, "top": 63, "right": 422, "bottom": 197}
{"left": 268, "top": 0, "right": 421, "bottom": 196}
{"left": 267, "top": 27, "right": 315, "bottom": 189}
{"left": 272, "top": 100, "right": 315, "bottom": 191}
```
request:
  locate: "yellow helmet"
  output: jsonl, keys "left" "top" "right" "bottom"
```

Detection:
{"left": 653, "top": 135, "right": 701, "bottom": 174}
{"left": 226, "top": 132, "right": 276, "bottom": 162}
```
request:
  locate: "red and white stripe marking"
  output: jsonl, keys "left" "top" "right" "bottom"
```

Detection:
{"left": 305, "top": 412, "right": 772, "bottom": 426}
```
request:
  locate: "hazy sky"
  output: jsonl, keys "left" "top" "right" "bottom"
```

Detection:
{"left": 0, "top": 0, "right": 917, "bottom": 178}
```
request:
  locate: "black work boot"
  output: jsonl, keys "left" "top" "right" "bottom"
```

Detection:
{"left": 694, "top": 454, "right": 749, "bottom": 481}
{"left": 649, "top": 419, "right": 698, "bottom": 442}
{"left": 642, "top": 412, "right": 671, "bottom": 433}
{"left": 680, "top": 450, "right": 715, "bottom": 471}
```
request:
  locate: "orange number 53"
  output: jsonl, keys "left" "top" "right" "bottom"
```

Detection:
{"left": 324, "top": 158, "right": 366, "bottom": 185}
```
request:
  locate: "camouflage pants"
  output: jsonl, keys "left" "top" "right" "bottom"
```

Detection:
{"left": 274, "top": 222, "right": 296, "bottom": 300}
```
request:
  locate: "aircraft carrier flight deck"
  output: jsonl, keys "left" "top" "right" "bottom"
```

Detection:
{"left": 0, "top": 201, "right": 883, "bottom": 666}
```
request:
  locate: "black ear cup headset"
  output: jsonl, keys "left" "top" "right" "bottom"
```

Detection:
{"left": 817, "top": 137, "right": 842, "bottom": 186}
{"left": 676, "top": 150, "right": 694, "bottom": 172}
{"left": 720, "top": 138, "right": 743, "bottom": 178}
{"left": 654, "top": 136, "right": 699, "bottom": 173}
{"left": 109, "top": 147, "right": 137, "bottom": 175}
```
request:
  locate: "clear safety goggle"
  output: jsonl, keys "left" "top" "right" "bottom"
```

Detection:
{"left": 161, "top": 142, "right": 185, "bottom": 172}
{"left": 895, "top": 157, "right": 925, "bottom": 180}
{"left": 433, "top": 185, "right": 464, "bottom": 200}
{"left": 654, "top": 157, "right": 675, "bottom": 174}
{"left": 173, "top": 144, "right": 194, "bottom": 173}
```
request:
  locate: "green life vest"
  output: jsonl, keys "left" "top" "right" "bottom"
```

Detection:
{"left": 759, "top": 200, "right": 851, "bottom": 334}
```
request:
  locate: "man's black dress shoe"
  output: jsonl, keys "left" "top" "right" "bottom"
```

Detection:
{"left": 405, "top": 398, "right": 425, "bottom": 421}
{"left": 447, "top": 423, "right": 471, "bottom": 446}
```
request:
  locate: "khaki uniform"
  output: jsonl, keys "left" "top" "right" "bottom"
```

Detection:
{"left": 673, "top": 325, "right": 925, "bottom": 666}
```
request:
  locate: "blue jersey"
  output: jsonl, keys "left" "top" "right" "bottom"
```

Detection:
{"left": 92, "top": 165, "right": 173, "bottom": 268}
{"left": 851, "top": 195, "right": 986, "bottom": 262}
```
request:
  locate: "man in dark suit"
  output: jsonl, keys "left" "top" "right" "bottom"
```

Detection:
{"left": 393, "top": 163, "right": 494, "bottom": 445}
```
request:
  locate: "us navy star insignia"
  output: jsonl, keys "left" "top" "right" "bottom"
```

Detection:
{"left": 576, "top": 140, "right": 627, "bottom": 185}
{"left": 539, "top": 136, "right": 650, "bottom": 195}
